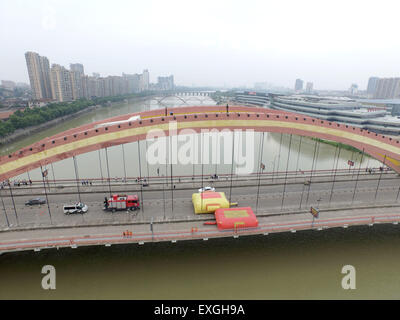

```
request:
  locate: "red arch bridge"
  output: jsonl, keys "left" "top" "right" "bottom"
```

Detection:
{"left": 1, "top": 105, "right": 400, "bottom": 181}
{"left": 1, "top": 105, "right": 400, "bottom": 250}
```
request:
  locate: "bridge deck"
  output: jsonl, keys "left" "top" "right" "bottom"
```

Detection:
{"left": 1, "top": 170, "right": 399, "bottom": 229}
{"left": 1, "top": 205, "right": 399, "bottom": 254}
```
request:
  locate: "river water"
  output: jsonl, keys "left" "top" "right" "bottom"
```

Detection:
{"left": 0, "top": 96, "right": 396, "bottom": 299}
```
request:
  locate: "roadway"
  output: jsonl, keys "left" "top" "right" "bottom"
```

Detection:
{"left": 0, "top": 169, "right": 399, "bottom": 229}
{"left": 1, "top": 169, "right": 400, "bottom": 253}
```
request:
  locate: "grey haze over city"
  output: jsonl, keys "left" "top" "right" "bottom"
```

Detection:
{"left": 1, "top": 0, "right": 400, "bottom": 90}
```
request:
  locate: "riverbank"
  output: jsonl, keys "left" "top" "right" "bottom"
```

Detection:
{"left": 0, "top": 95, "right": 153, "bottom": 147}
{"left": 0, "top": 104, "right": 101, "bottom": 146}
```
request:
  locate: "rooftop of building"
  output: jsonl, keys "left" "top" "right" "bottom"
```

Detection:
{"left": 371, "top": 115, "right": 400, "bottom": 124}
{"left": 0, "top": 110, "right": 16, "bottom": 120}
{"left": 358, "top": 98, "right": 400, "bottom": 105}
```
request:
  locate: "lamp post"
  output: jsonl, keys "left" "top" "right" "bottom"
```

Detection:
{"left": 272, "top": 155, "right": 278, "bottom": 182}
{"left": 8, "top": 182, "right": 19, "bottom": 226}
{"left": 0, "top": 189, "right": 9, "bottom": 227}
{"left": 40, "top": 166, "right": 52, "bottom": 224}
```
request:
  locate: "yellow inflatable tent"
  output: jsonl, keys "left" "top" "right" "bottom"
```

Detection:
{"left": 192, "top": 191, "right": 230, "bottom": 214}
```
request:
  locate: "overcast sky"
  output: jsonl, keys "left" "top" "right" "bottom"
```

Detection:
{"left": 1, "top": 0, "right": 400, "bottom": 90}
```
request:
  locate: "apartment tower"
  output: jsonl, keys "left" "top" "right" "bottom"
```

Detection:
{"left": 25, "top": 51, "right": 53, "bottom": 100}
{"left": 50, "top": 64, "right": 73, "bottom": 102}
{"left": 294, "top": 79, "right": 303, "bottom": 91}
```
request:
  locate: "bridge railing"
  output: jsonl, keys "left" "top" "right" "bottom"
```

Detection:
{"left": 4, "top": 166, "right": 390, "bottom": 187}
{"left": 1, "top": 213, "right": 400, "bottom": 253}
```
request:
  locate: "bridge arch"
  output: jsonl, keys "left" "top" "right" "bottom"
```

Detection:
{"left": 1, "top": 105, "right": 400, "bottom": 181}
{"left": 156, "top": 94, "right": 210, "bottom": 105}
{"left": 156, "top": 95, "right": 189, "bottom": 105}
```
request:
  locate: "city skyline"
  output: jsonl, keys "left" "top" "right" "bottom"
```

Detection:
{"left": 13, "top": 51, "right": 400, "bottom": 100}
{"left": 12, "top": 50, "right": 400, "bottom": 92}
{"left": 24, "top": 51, "right": 173, "bottom": 102}
{"left": 1, "top": 0, "right": 400, "bottom": 90}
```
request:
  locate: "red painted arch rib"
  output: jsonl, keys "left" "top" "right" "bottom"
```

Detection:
{"left": 0, "top": 105, "right": 399, "bottom": 181}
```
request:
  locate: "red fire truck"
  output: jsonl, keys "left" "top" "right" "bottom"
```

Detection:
{"left": 104, "top": 194, "right": 140, "bottom": 212}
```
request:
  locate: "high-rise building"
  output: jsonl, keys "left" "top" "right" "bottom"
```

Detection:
{"left": 123, "top": 73, "right": 140, "bottom": 93}
{"left": 103, "top": 77, "right": 111, "bottom": 97}
{"left": 85, "top": 76, "right": 102, "bottom": 98}
{"left": 367, "top": 77, "right": 379, "bottom": 96}
{"left": 110, "top": 76, "right": 124, "bottom": 96}
{"left": 70, "top": 63, "right": 84, "bottom": 75}
{"left": 140, "top": 69, "right": 150, "bottom": 91}
{"left": 39, "top": 55, "right": 52, "bottom": 99}
{"left": 349, "top": 83, "right": 358, "bottom": 95}
{"left": 374, "top": 78, "right": 400, "bottom": 99}
{"left": 25, "top": 51, "right": 53, "bottom": 100}
{"left": 69, "top": 63, "right": 86, "bottom": 100}
{"left": 294, "top": 79, "right": 303, "bottom": 91}
{"left": 50, "top": 64, "right": 73, "bottom": 102}
{"left": 70, "top": 71, "right": 85, "bottom": 100}
{"left": 157, "top": 75, "right": 174, "bottom": 90}
{"left": 305, "top": 82, "right": 313, "bottom": 93}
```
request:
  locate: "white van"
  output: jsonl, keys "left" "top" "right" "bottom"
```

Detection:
{"left": 63, "top": 203, "right": 88, "bottom": 215}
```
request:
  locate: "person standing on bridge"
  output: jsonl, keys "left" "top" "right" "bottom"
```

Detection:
{"left": 226, "top": 104, "right": 229, "bottom": 114}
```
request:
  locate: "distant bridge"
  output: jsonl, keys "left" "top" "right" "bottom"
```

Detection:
{"left": 174, "top": 91, "right": 212, "bottom": 96}
{"left": 155, "top": 91, "right": 213, "bottom": 105}
{"left": 155, "top": 95, "right": 210, "bottom": 105}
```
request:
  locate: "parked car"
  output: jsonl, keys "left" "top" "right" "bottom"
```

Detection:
{"left": 63, "top": 203, "right": 88, "bottom": 215}
{"left": 25, "top": 198, "right": 46, "bottom": 206}
{"left": 198, "top": 186, "right": 215, "bottom": 193}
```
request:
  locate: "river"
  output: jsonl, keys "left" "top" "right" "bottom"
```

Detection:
{"left": 0, "top": 96, "right": 395, "bottom": 299}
